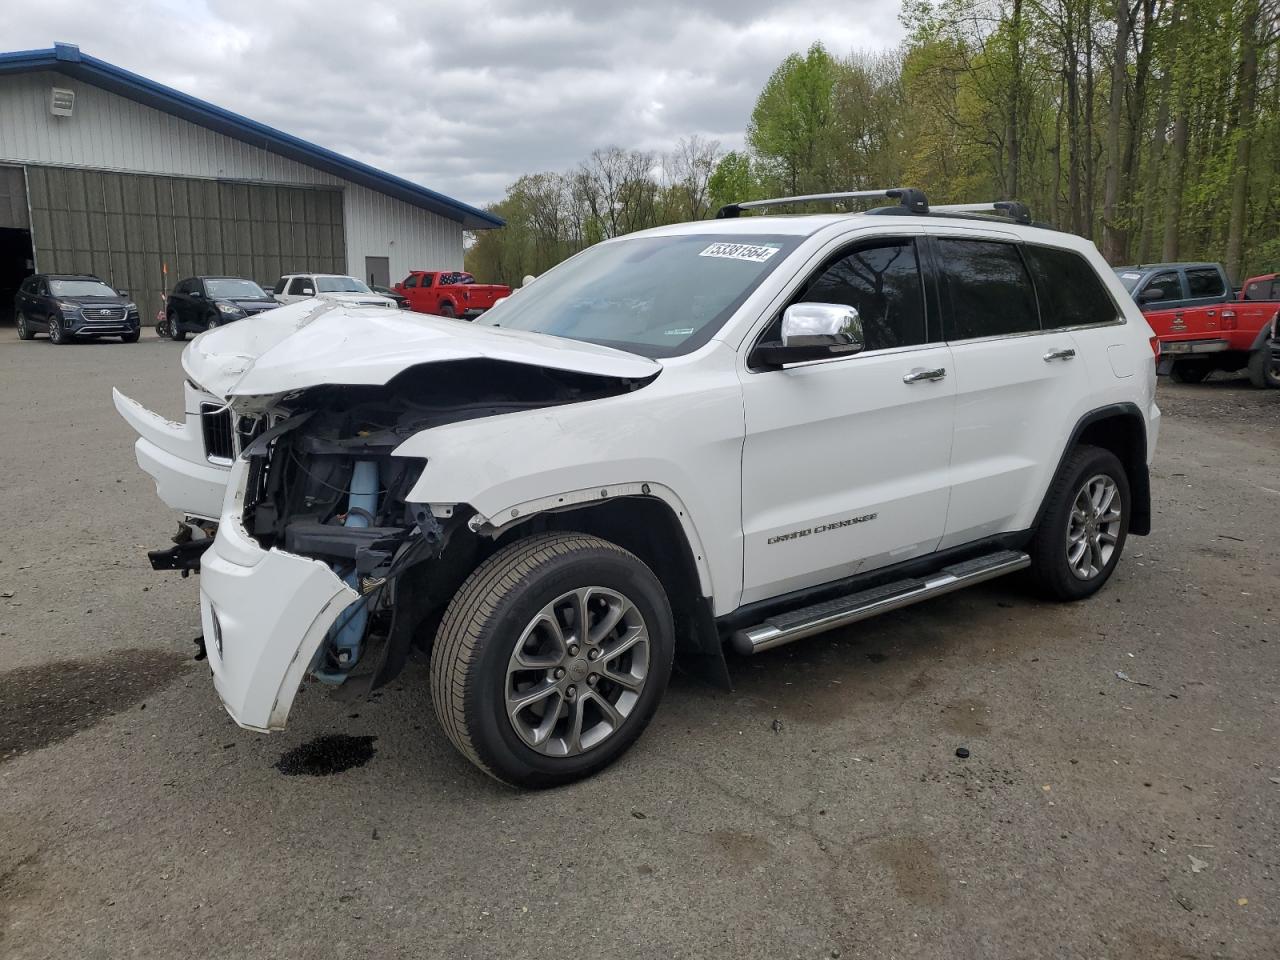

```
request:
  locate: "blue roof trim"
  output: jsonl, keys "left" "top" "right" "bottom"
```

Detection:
{"left": 0, "top": 43, "right": 504, "bottom": 230}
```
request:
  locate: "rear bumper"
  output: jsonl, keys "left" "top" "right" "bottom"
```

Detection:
{"left": 200, "top": 479, "right": 358, "bottom": 731}
{"left": 1158, "top": 338, "right": 1230, "bottom": 355}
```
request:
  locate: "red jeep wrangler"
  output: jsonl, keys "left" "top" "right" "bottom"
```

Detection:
{"left": 393, "top": 271, "right": 511, "bottom": 319}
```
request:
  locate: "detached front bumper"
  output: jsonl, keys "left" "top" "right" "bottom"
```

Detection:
{"left": 200, "top": 468, "right": 358, "bottom": 731}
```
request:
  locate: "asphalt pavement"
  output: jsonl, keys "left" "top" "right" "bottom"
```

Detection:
{"left": 1, "top": 326, "right": 1277, "bottom": 959}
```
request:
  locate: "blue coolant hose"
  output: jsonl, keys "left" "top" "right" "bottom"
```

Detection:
{"left": 325, "top": 459, "right": 379, "bottom": 673}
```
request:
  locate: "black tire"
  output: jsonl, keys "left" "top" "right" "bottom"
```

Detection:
{"left": 168, "top": 312, "right": 186, "bottom": 342}
{"left": 205, "top": 317, "right": 219, "bottom": 332}
{"left": 15, "top": 311, "right": 34, "bottom": 340}
{"left": 1246, "top": 339, "right": 1280, "bottom": 389}
{"left": 1028, "top": 444, "right": 1130, "bottom": 601}
{"left": 121, "top": 329, "right": 140, "bottom": 343}
{"left": 1169, "top": 358, "right": 1213, "bottom": 383}
{"left": 431, "top": 532, "right": 674, "bottom": 788}
{"left": 48, "top": 316, "right": 68, "bottom": 345}
{"left": 439, "top": 302, "right": 457, "bottom": 318}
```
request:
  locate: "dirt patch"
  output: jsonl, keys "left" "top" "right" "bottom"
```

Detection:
{"left": 706, "top": 830, "right": 772, "bottom": 869}
{"left": 275, "top": 734, "right": 377, "bottom": 776}
{"left": 0, "top": 649, "right": 189, "bottom": 763}
{"left": 871, "top": 837, "right": 949, "bottom": 907}
{"left": 0, "top": 852, "right": 41, "bottom": 947}
{"left": 940, "top": 697, "right": 991, "bottom": 737}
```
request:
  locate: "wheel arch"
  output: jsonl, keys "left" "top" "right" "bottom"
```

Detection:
{"left": 1039, "top": 403, "right": 1151, "bottom": 536}
{"left": 479, "top": 491, "right": 731, "bottom": 690}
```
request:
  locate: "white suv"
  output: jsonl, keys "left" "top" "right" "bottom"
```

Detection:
{"left": 272, "top": 273, "right": 397, "bottom": 308}
{"left": 115, "top": 189, "right": 1159, "bottom": 788}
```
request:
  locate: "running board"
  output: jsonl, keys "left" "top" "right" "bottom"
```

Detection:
{"left": 731, "top": 550, "right": 1030, "bottom": 655}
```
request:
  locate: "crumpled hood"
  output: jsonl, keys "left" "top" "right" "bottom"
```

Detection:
{"left": 182, "top": 298, "right": 660, "bottom": 398}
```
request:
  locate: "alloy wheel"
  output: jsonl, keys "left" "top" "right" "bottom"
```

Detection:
{"left": 505, "top": 586, "right": 650, "bottom": 757}
{"left": 1066, "top": 474, "right": 1123, "bottom": 580}
{"left": 48, "top": 318, "right": 62, "bottom": 343}
{"left": 16, "top": 312, "right": 27, "bottom": 337}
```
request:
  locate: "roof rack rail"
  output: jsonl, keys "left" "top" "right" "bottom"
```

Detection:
{"left": 715, "top": 187, "right": 928, "bottom": 219}
{"left": 928, "top": 201, "right": 1033, "bottom": 225}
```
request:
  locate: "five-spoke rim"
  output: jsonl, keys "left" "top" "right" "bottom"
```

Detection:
{"left": 1066, "top": 474, "right": 1122, "bottom": 580}
{"left": 505, "top": 586, "right": 650, "bottom": 757}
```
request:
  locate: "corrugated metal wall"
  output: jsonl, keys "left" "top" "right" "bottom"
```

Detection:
{"left": 0, "top": 72, "right": 465, "bottom": 277}
{"left": 25, "top": 165, "right": 344, "bottom": 308}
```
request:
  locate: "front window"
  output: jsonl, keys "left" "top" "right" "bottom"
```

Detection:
{"left": 315, "top": 276, "right": 372, "bottom": 293}
{"left": 475, "top": 234, "right": 801, "bottom": 358}
{"left": 49, "top": 278, "right": 115, "bottom": 297}
{"left": 205, "top": 278, "right": 267, "bottom": 299}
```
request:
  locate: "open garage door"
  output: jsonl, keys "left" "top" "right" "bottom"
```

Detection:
{"left": 24, "top": 166, "right": 345, "bottom": 316}
{"left": 0, "top": 164, "right": 35, "bottom": 322}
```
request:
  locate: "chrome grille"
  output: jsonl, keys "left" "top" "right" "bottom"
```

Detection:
{"left": 200, "top": 403, "right": 235, "bottom": 464}
{"left": 82, "top": 306, "right": 127, "bottom": 321}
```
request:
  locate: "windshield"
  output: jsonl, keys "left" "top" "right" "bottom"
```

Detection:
{"left": 1115, "top": 269, "right": 1144, "bottom": 293}
{"left": 475, "top": 234, "right": 800, "bottom": 358}
{"left": 316, "top": 276, "right": 372, "bottom": 293}
{"left": 49, "top": 279, "right": 116, "bottom": 297}
{"left": 206, "top": 278, "right": 267, "bottom": 299}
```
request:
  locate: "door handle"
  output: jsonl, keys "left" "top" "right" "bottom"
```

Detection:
{"left": 1043, "top": 347, "right": 1077, "bottom": 362}
{"left": 903, "top": 367, "right": 947, "bottom": 383}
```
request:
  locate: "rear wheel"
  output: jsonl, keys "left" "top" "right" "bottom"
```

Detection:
{"left": 1028, "top": 445, "right": 1130, "bottom": 601}
{"left": 1169, "top": 358, "right": 1213, "bottom": 383}
{"left": 439, "top": 302, "right": 457, "bottom": 318}
{"left": 431, "top": 533, "right": 674, "bottom": 788}
{"left": 48, "top": 316, "right": 68, "bottom": 345}
{"left": 168, "top": 312, "right": 186, "bottom": 342}
{"left": 1246, "top": 339, "right": 1280, "bottom": 389}
{"left": 15, "top": 311, "right": 33, "bottom": 340}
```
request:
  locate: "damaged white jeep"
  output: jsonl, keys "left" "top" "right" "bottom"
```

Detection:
{"left": 116, "top": 189, "right": 1160, "bottom": 787}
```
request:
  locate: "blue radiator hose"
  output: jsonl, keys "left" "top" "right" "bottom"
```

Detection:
{"left": 325, "top": 459, "right": 379, "bottom": 673}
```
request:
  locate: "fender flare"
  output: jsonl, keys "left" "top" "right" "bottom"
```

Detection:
{"left": 1248, "top": 312, "right": 1279, "bottom": 351}
{"left": 461, "top": 480, "right": 716, "bottom": 599}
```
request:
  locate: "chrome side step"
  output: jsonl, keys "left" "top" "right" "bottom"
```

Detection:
{"left": 731, "top": 550, "right": 1030, "bottom": 656}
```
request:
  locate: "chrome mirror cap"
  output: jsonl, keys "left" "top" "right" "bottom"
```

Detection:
{"left": 781, "top": 303, "right": 864, "bottom": 353}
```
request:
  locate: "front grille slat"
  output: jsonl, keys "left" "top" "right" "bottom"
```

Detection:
{"left": 200, "top": 403, "right": 235, "bottom": 463}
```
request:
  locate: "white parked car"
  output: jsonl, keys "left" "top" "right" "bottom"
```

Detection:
{"left": 271, "top": 273, "right": 398, "bottom": 308}
{"left": 114, "top": 189, "right": 1160, "bottom": 788}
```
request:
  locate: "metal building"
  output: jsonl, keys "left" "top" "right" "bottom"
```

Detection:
{"left": 0, "top": 42, "right": 502, "bottom": 315}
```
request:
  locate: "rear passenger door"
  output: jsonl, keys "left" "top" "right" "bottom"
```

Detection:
{"left": 931, "top": 234, "right": 1091, "bottom": 550}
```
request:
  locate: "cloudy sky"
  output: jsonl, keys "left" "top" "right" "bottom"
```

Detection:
{"left": 4, "top": 0, "right": 904, "bottom": 208}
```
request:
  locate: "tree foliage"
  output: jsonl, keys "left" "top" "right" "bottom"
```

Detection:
{"left": 469, "top": 2, "right": 1280, "bottom": 285}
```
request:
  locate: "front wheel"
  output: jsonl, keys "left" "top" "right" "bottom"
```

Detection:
{"left": 431, "top": 533, "right": 674, "bottom": 788}
{"left": 168, "top": 312, "right": 186, "bottom": 342}
{"left": 121, "top": 329, "right": 140, "bottom": 343}
{"left": 48, "top": 316, "right": 68, "bottom": 345}
{"left": 1028, "top": 445, "right": 1130, "bottom": 601}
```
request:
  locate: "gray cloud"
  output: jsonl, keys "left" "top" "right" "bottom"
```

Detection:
{"left": 3, "top": 0, "right": 903, "bottom": 207}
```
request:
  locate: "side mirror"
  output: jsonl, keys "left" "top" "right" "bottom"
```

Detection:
{"left": 1137, "top": 287, "right": 1165, "bottom": 304}
{"left": 755, "top": 303, "right": 864, "bottom": 367}
{"left": 116, "top": 288, "right": 128, "bottom": 296}
{"left": 190, "top": 290, "right": 203, "bottom": 298}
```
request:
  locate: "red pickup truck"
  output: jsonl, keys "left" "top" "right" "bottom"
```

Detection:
{"left": 393, "top": 271, "right": 510, "bottom": 319}
{"left": 1116, "top": 262, "right": 1280, "bottom": 388}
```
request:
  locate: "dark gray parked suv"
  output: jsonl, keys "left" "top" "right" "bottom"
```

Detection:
{"left": 14, "top": 274, "right": 141, "bottom": 343}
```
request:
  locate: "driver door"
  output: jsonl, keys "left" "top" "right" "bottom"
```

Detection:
{"left": 739, "top": 236, "right": 956, "bottom": 604}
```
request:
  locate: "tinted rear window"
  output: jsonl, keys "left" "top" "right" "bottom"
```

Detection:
{"left": 1186, "top": 268, "right": 1225, "bottom": 299}
{"left": 1024, "top": 245, "right": 1120, "bottom": 328}
{"left": 936, "top": 238, "right": 1039, "bottom": 340}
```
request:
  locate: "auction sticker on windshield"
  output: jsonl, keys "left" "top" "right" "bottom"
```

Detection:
{"left": 699, "top": 242, "right": 781, "bottom": 263}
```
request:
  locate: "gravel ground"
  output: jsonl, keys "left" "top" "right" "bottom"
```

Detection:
{"left": 1, "top": 326, "right": 1277, "bottom": 959}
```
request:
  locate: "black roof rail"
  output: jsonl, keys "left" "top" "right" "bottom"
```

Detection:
{"left": 715, "top": 187, "right": 929, "bottom": 219}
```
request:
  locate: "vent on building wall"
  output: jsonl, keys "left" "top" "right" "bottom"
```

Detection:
{"left": 50, "top": 87, "right": 75, "bottom": 117}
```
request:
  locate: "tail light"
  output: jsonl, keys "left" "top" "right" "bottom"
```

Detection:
{"left": 1149, "top": 335, "right": 1160, "bottom": 359}
{"left": 1222, "top": 309, "right": 1237, "bottom": 330}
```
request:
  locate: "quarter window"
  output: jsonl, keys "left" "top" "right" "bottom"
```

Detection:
{"left": 936, "top": 238, "right": 1039, "bottom": 340}
{"left": 1023, "top": 245, "right": 1120, "bottom": 328}
{"left": 793, "top": 239, "right": 927, "bottom": 351}
{"left": 1185, "top": 268, "right": 1225, "bottom": 300}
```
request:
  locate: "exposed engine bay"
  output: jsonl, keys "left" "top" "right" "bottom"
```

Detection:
{"left": 233, "top": 358, "right": 652, "bottom": 694}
